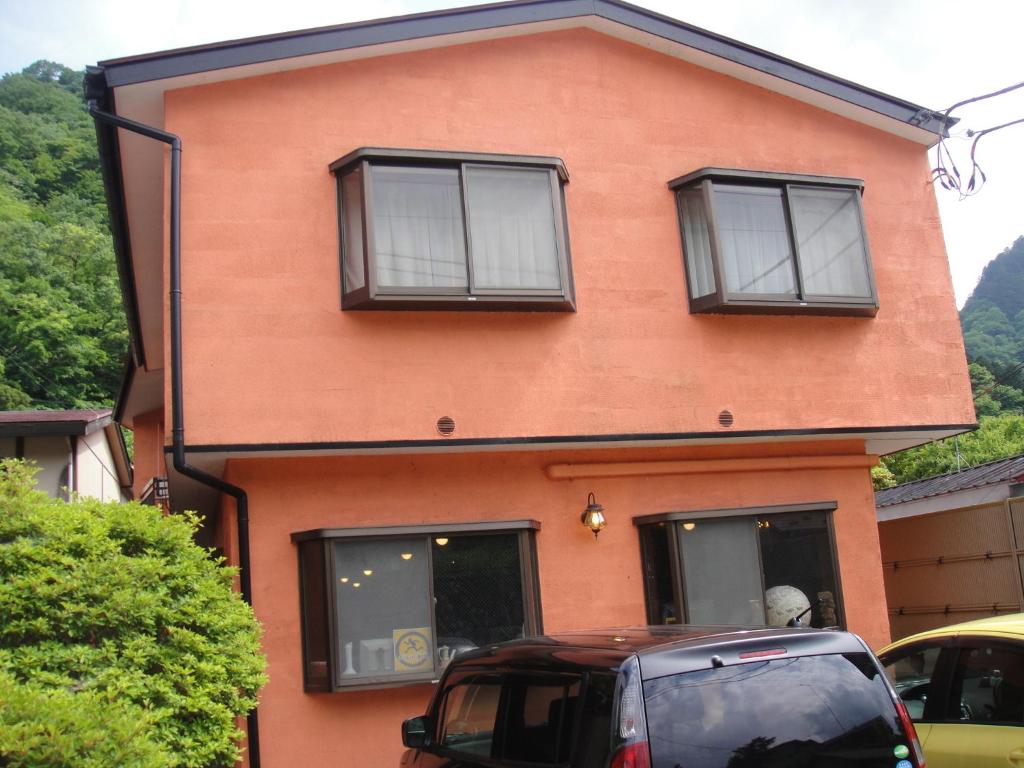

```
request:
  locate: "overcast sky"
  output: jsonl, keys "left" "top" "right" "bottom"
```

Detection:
{"left": 2, "top": 0, "right": 1021, "bottom": 307}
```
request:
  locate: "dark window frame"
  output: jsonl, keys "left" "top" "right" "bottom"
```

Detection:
{"left": 668, "top": 167, "right": 879, "bottom": 317}
{"left": 633, "top": 501, "right": 846, "bottom": 629}
{"left": 330, "top": 148, "right": 576, "bottom": 311}
{"left": 293, "top": 520, "right": 543, "bottom": 692}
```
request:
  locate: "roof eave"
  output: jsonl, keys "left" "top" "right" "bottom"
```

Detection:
{"left": 91, "top": 0, "right": 951, "bottom": 138}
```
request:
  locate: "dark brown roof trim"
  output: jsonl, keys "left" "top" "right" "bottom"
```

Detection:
{"left": 668, "top": 167, "right": 865, "bottom": 191}
{"left": 291, "top": 518, "right": 540, "bottom": 542}
{"left": 87, "top": 0, "right": 950, "bottom": 137}
{"left": 165, "top": 422, "right": 977, "bottom": 456}
{"left": 329, "top": 147, "right": 569, "bottom": 181}
{"left": 633, "top": 500, "right": 838, "bottom": 526}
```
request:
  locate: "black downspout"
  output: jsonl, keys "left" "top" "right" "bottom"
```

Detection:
{"left": 87, "top": 104, "right": 261, "bottom": 768}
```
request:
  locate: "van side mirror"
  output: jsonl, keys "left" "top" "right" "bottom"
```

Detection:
{"left": 402, "top": 715, "right": 430, "bottom": 749}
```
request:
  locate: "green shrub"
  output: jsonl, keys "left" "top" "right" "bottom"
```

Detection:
{"left": 0, "top": 460, "right": 266, "bottom": 768}
{"left": 0, "top": 669, "right": 171, "bottom": 768}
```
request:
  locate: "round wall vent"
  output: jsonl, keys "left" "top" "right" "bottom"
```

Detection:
{"left": 718, "top": 410, "right": 734, "bottom": 428}
{"left": 436, "top": 416, "right": 456, "bottom": 436}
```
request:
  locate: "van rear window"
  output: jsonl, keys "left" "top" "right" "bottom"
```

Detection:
{"left": 643, "top": 653, "right": 909, "bottom": 768}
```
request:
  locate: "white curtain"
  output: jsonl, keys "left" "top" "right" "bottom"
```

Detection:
{"left": 714, "top": 185, "right": 797, "bottom": 296}
{"left": 790, "top": 187, "right": 871, "bottom": 298}
{"left": 371, "top": 166, "right": 468, "bottom": 288}
{"left": 341, "top": 169, "right": 365, "bottom": 292}
{"left": 465, "top": 167, "right": 560, "bottom": 290}
{"left": 679, "top": 188, "right": 715, "bottom": 298}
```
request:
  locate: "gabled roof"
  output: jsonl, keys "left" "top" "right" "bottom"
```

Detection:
{"left": 86, "top": 0, "right": 949, "bottom": 136}
{"left": 0, "top": 409, "right": 113, "bottom": 438}
{"left": 875, "top": 453, "right": 1024, "bottom": 508}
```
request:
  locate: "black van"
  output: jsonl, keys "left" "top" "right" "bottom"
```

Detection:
{"left": 400, "top": 626, "right": 926, "bottom": 768}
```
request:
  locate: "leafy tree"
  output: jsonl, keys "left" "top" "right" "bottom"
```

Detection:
{"left": 0, "top": 460, "right": 266, "bottom": 767}
{"left": 881, "top": 415, "right": 1024, "bottom": 486}
{"left": 0, "top": 61, "right": 126, "bottom": 408}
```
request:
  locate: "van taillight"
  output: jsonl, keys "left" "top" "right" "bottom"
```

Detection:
{"left": 612, "top": 657, "right": 651, "bottom": 768}
{"left": 610, "top": 742, "right": 651, "bottom": 768}
{"left": 894, "top": 699, "right": 927, "bottom": 767}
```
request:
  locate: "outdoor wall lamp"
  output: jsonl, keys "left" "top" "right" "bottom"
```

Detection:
{"left": 581, "top": 492, "right": 607, "bottom": 539}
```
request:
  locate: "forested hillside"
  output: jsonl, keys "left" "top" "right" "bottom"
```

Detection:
{"left": 0, "top": 61, "right": 126, "bottom": 409}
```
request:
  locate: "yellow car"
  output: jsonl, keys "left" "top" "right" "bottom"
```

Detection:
{"left": 878, "top": 614, "right": 1024, "bottom": 767}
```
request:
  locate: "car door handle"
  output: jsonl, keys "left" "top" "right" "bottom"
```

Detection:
{"left": 1009, "top": 747, "right": 1024, "bottom": 765}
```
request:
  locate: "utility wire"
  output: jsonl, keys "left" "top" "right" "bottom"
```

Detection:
{"left": 931, "top": 80, "right": 1024, "bottom": 199}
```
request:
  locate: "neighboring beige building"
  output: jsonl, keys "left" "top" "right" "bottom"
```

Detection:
{"left": 0, "top": 409, "right": 132, "bottom": 502}
{"left": 876, "top": 454, "right": 1024, "bottom": 640}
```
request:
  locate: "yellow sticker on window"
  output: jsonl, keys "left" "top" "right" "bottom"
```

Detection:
{"left": 393, "top": 627, "right": 433, "bottom": 672}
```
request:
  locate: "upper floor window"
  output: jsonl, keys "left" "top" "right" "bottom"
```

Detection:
{"left": 668, "top": 168, "right": 878, "bottom": 316}
{"left": 331, "top": 149, "right": 574, "bottom": 311}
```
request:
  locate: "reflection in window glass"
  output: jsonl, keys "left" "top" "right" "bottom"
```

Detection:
{"left": 340, "top": 167, "right": 365, "bottom": 291}
{"left": 332, "top": 537, "right": 431, "bottom": 682}
{"left": 759, "top": 512, "right": 840, "bottom": 629}
{"left": 644, "top": 654, "right": 905, "bottom": 768}
{"left": 949, "top": 644, "right": 1024, "bottom": 724}
{"left": 465, "top": 167, "right": 560, "bottom": 290}
{"left": 678, "top": 187, "right": 715, "bottom": 298}
{"left": 883, "top": 643, "right": 941, "bottom": 721}
{"left": 433, "top": 533, "right": 525, "bottom": 649}
{"left": 790, "top": 187, "right": 871, "bottom": 298}
{"left": 441, "top": 675, "right": 502, "bottom": 756}
{"left": 678, "top": 517, "right": 765, "bottom": 625}
{"left": 371, "top": 166, "right": 468, "bottom": 288}
{"left": 440, "top": 673, "right": 581, "bottom": 765}
{"left": 640, "top": 524, "right": 677, "bottom": 625}
{"left": 713, "top": 185, "right": 797, "bottom": 296}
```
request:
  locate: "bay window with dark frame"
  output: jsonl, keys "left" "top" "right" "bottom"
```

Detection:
{"left": 636, "top": 502, "right": 844, "bottom": 630}
{"left": 669, "top": 168, "right": 878, "bottom": 316}
{"left": 293, "top": 521, "right": 542, "bottom": 692}
{"left": 331, "top": 148, "right": 575, "bottom": 310}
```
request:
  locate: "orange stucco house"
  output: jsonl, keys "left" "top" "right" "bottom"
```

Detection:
{"left": 86, "top": 2, "right": 974, "bottom": 765}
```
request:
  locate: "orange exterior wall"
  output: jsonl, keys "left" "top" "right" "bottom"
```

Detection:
{"left": 221, "top": 440, "right": 888, "bottom": 768}
{"left": 130, "top": 408, "right": 165, "bottom": 499}
{"left": 161, "top": 28, "right": 973, "bottom": 448}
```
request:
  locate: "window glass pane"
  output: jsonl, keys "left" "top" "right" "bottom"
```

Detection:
{"left": 882, "top": 643, "right": 942, "bottom": 721}
{"left": 790, "top": 187, "right": 872, "bottom": 298}
{"left": 299, "top": 541, "right": 330, "bottom": 687}
{"left": 640, "top": 524, "right": 678, "bottom": 625}
{"left": 332, "top": 537, "right": 431, "bottom": 682}
{"left": 678, "top": 518, "right": 765, "bottom": 624}
{"left": 759, "top": 512, "right": 840, "bottom": 628}
{"left": 433, "top": 533, "right": 525, "bottom": 656}
{"left": 948, "top": 644, "right": 1024, "bottom": 724}
{"left": 340, "top": 168, "right": 365, "bottom": 292}
{"left": 371, "top": 166, "right": 468, "bottom": 289}
{"left": 501, "top": 676, "right": 582, "bottom": 764}
{"left": 713, "top": 185, "right": 797, "bottom": 296}
{"left": 441, "top": 674, "right": 502, "bottom": 756}
{"left": 678, "top": 188, "right": 715, "bottom": 298}
{"left": 644, "top": 654, "right": 906, "bottom": 768}
{"left": 465, "top": 167, "right": 561, "bottom": 290}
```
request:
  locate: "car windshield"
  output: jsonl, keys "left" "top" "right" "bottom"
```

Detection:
{"left": 643, "top": 653, "right": 910, "bottom": 768}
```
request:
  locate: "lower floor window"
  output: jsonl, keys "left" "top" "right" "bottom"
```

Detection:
{"left": 636, "top": 503, "right": 842, "bottom": 629}
{"left": 293, "top": 522, "right": 541, "bottom": 691}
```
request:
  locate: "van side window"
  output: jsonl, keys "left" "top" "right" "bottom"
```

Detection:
{"left": 438, "top": 671, "right": 582, "bottom": 764}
